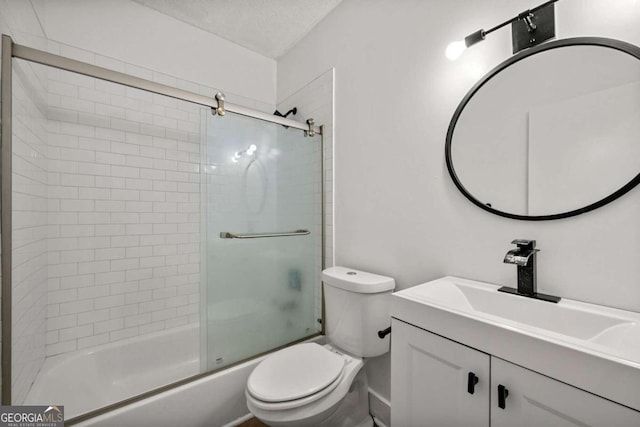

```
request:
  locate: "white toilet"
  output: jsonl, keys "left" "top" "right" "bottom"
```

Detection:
{"left": 245, "top": 266, "right": 395, "bottom": 427}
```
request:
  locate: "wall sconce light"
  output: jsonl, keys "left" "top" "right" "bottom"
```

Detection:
{"left": 446, "top": 0, "right": 557, "bottom": 60}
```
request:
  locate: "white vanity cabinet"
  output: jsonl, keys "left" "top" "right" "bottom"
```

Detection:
{"left": 491, "top": 357, "right": 640, "bottom": 427}
{"left": 391, "top": 319, "right": 640, "bottom": 427}
{"left": 391, "top": 319, "right": 490, "bottom": 427}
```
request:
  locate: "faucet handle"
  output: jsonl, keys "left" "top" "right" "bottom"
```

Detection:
{"left": 511, "top": 239, "right": 536, "bottom": 249}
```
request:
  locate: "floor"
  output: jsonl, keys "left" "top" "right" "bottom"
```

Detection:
{"left": 237, "top": 418, "right": 269, "bottom": 427}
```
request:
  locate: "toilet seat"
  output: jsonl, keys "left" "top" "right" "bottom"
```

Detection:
{"left": 246, "top": 343, "right": 366, "bottom": 427}
{"left": 248, "top": 368, "right": 345, "bottom": 411}
{"left": 247, "top": 343, "right": 347, "bottom": 406}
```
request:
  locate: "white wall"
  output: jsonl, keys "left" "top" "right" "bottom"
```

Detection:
{"left": 277, "top": 0, "right": 640, "bottom": 401}
{"left": 0, "top": 0, "right": 49, "bottom": 404}
{"left": 30, "top": 0, "right": 276, "bottom": 105}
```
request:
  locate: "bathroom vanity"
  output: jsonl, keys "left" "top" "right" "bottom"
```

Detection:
{"left": 390, "top": 277, "right": 640, "bottom": 427}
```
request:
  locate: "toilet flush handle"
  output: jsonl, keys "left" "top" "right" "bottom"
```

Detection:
{"left": 377, "top": 326, "right": 391, "bottom": 339}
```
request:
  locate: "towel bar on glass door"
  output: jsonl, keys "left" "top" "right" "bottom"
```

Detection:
{"left": 219, "top": 229, "right": 310, "bottom": 239}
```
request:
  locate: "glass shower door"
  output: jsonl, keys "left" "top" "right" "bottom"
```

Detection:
{"left": 202, "top": 111, "right": 322, "bottom": 370}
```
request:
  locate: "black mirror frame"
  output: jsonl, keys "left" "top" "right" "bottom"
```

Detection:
{"left": 445, "top": 37, "right": 640, "bottom": 221}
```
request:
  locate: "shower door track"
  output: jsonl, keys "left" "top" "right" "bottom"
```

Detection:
{"left": 0, "top": 34, "right": 326, "bottom": 410}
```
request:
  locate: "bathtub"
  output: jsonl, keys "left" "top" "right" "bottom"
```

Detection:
{"left": 74, "top": 353, "right": 263, "bottom": 427}
{"left": 26, "top": 322, "right": 321, "bottom": 426}
{"left": 75, "top": 337, "right": 323, "bottom": 427}
{"left": 26, "top": 324, "right": 200, "bottom": 420}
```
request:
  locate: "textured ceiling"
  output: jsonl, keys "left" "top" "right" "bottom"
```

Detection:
{"left": 131, "top": 0, "right": 343, "bottom": 59}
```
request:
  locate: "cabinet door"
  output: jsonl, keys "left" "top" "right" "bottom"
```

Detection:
{"left": 492, "top": 357, "right": 640, "bottom": 427}
{"left": 391, "top": 319, "right": 490, "bottom": 427}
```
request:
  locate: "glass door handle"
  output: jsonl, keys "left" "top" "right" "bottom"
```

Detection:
{"left": 219, "top": 229, "right": 310, "bottom": 239}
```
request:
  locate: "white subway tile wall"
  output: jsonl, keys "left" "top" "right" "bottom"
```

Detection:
{"left": 44, "top": 61, "right": 201, "bottom": 356}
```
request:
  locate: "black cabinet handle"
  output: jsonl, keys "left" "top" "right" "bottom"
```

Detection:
{"left": 467, "top": 372, "right": 479, "bottom": 394}
{"left": 498, "top": 384, "right": 509, "bottom": 409}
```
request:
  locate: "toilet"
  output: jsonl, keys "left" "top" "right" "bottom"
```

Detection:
{"left": 246, "top": 266, "right": 395, "bottom": 427}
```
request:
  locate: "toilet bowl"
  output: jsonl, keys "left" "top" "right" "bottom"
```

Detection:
{"left": 246, "top": 343, "right": 370, "bottom": 427}
{"left": 246, "top": 267, "right": 396, "bottom": 427}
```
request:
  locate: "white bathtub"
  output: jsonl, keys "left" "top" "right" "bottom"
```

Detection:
{"left": 74, "top": 353, "right": 262, "bottom": 427}
{"left": 26, "top": 324, "right": 200, "bottom": 420}
{"left": 26, "top": 322, "right": 321, "bottom": 426}
{"left": 74, "top": 337, "right": 323, "bottom": 427}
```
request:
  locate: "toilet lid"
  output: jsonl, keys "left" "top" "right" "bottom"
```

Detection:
{"left": 247, "top": 343, "right": 345, "bottom": 402}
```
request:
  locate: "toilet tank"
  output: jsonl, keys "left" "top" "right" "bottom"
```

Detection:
{"left": 322, "top": 266, "right": 395, "bottom": 358}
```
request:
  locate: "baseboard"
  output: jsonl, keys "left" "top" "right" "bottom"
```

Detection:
{"left": 368, "top": 388, "right": 390, "bottom": 427}
{"left": 223, "top": 413, "right": 253, "bottom": 427}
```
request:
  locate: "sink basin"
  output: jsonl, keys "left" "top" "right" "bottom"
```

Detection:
{"left": 408, "top": 277, "right": 632, "bottom": 340}
{"left": 391, "top": 276, "right": 640, "bottom": 411}
{"left": 590, "top": 323, "right": 640, "bottom": 360}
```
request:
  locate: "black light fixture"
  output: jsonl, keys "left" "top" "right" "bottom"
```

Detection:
{"left": 445, "top": 0, "right": 557, "bottom": 60}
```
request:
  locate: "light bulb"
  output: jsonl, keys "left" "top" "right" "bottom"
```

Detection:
{"left": 445, "top": 40, "right": 466, "bottom": 61}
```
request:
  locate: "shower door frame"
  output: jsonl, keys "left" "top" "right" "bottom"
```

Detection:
{"left": 0, "top": 34, "right": 325, "bottom": 420}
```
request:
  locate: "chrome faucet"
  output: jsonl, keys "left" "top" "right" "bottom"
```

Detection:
{"left": 499, "top": 239, "right": 560, "bottom": 303}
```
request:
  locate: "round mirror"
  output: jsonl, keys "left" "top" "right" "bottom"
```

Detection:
{"left": 446, "top": 38, "right": 640, "bottom": 220}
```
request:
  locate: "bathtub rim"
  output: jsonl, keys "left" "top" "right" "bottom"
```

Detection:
{"left": 66, "top": 332, "right": 323, "bottom": 426}
{"left": 41, "top": 323, "right": 199, "bottom": 370}
{"left": 27, "top": 323, "right": 200, "bottom": 419}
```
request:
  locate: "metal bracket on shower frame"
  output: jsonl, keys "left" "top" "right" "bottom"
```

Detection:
{"left": 209, "top": 90, "right": 321, "bottom": 139}
{"left": 219, "top": 229, "right": 310, "bottom": 239}
{"left": 305, "top": 118, "right": 315, "bottom": 137}
{"left": 212, "top": 92, "right": 225, "bottom": 116}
